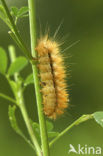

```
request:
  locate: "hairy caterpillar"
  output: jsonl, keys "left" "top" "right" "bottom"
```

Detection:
{"left": 35, "top": 35, "right": 69, "bottom": 119}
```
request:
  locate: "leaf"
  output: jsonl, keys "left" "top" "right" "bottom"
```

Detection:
{"left": 8, "top": 105, "right": 35, "bottom": 150}
{"left": 17, "top": 7, "right": 29, "bottom": 18}
{"left": 9, "top": 80, "right": 17, "bottom": 97}
{"left": 8, "top": 105, "right": 21, "bottom": 134}
{"left": 19, "top": 14, "right": 29, "bottom": 18}
{"left": 46, "top": 120, "right": 54, "bottom": 131}
{"left": 9, "top": 80, "right": 17, "bottom": 92}
{"left": 31, "top": 121, "right": 40, "bottom": 133}
{"left": 10, "top": 6, "right": 28, "bottom": 18}
{"left": 30, "top": 120, "right": 41, "bottom": 143}
{"left": 0, "top": 47, "right": 8, "bottom": 74}
{"left": 8, "top": 57, "right": 28, "bottom": 76}
{"left": 93, "top": 112, "right": 103, "bottom": 128}
{"left": 30, "top": 119, "right": 58, "bottom": 142}
{"left": 24, "top": 73, "right": 34, "bottom": 86}
{"left": 46, "top": 121, "right": 59, "bottom": 139}
{"left": 11, "top": 7, "right": 19, "bottom": 17}
{"left": 48, "top": 132, "right": 59, "bottom": 138}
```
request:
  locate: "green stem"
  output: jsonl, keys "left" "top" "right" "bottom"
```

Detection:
{"left": 0, "top": 93, "right": 17, "bottom": 104}
{"left": 18, "top": 89, "right": 41, "bottom": 156}
{"left": 1, "top": 0, "right": 32, "bottom": 60}
{"left": 8, "top": 46, "right": 42, "bottom": 156}
{"left": 49, "top": 114, "right": 93, "bottom": 147}
{"left": 28, "top": 0, "right": 50, "bottom": 156}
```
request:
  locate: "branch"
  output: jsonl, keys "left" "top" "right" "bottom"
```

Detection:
{"left": 28, "top": 0, "right": 50, "bottom": 155}
{"left": 0, "top": 93, "right": 17, "bottom": 104}
{"left": 8, "top": 45, "right": 42, "bottom": 156}
{"left": 49, "top": 114, "right": 93, "bottom": 147}
{"left": 1, "top": 0, "right": 32, "bottom": 60}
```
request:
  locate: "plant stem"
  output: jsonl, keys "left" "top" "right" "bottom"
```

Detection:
{"left": 18, "top": 89, "right": 41, "bottom": 156}
{"left": 8, "top": 45, "right": 42, "bottom": 156}
{"left": 49, "top": 114, "right": 93, "bottom": 147}
{"left": 28, "top": 0, "right": 50, "bottom": 156}
{"left": 0, "top": 93, "right": 17, "bottom": 104}
{"left": 1, "top": 0, "right": 32, "bottom": 60}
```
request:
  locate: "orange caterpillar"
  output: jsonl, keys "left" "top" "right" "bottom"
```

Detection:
{"left": 35, "top": 35, "right": 69, "bottom": 119}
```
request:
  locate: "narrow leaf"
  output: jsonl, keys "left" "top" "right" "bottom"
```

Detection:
{"left": 19, "top": 14, "right": 29, "bottom": 18}
{"left": 8, "top": 57, "right": 28, "bottom": 76}
{"left": 17, "top": 7, "right": 29, "bottom": 18}
{"left": 48, "top": 132, "right": 59, "bottom": 138}
{"left": 8, "top": 105, "right": 21, "bottom": 134}
{"left": 93, "top": 112, "right": 103, "bottom": 128}
{"left": 0, "top": 47, "right": 8, "bottom": 74}
{"left": 8, "top": 80, "right": 17, "bottom": 97}
{"left": 8, "top": 105, "right": 35, "bottom": 150}
{"left": 24, "top": 73, "right": 34, "bottom": 86}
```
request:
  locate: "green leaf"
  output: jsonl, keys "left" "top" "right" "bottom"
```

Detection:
{"left": 31, "top": 121, "right": 40, "bottom": 133}
{"left": 30, "top": 120, "right": 41, "bottom": 143}
{"left": 8, "top": 105, "right": 21, "bottom": 134}
{"left": 24, "top": 73, "right": 34, "bottom": 86}
{"left": 46, "top": 121, "right": 59, "bottom": 139}
{"left": 9, "top": 80, "right": 17, "bottom": 97}
{"left": 17, "top": 7, "right": 29, "bottom": 18}
{"left": 19, "top": 14, "right": 29, "bottom": 18}
{"left": 30, "top": 119, "right": 58, "bottom": 142}
{"left": 46, "top": 120, "right": 54, "bottom": 131}
{"left": 48, "top": 132, "right": 59, "bottom": 138}
{"left": 11, "top": 7, "right": 19, "bottom": 17}
{"left": 93, "top": 112, "right": 103, "bottom": 128}
{"left": 9, "top": 80, "right": 17, "bottom": 92}
{"left": 10, "top": 6, "right": 28, "bottom": 18}
{"left": 0, "top": 47, "right": 8, "bottom": 74}
{"left": 10, "top": 7, "right": 28, "bottom": 24}
{"left": 8, "top": 57, "right": 28, "bottom": 76}
{"left": 8, "top": 105, "right": 35, "bottom": 150}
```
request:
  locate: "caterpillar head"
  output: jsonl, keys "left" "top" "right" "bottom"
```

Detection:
{"left": 35, "top": 36, "right": 48, "bottom": 55}
{"left": 35, "top": 35, "right": 59, "bottom": 56}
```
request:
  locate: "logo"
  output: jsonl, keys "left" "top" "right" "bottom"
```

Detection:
{"left": 68, "top": 144, "right": 102, "bottom": 155}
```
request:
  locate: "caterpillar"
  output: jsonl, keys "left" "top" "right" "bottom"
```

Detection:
{"left": 35, "top": 35, "right": 69, "bottom": 119}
